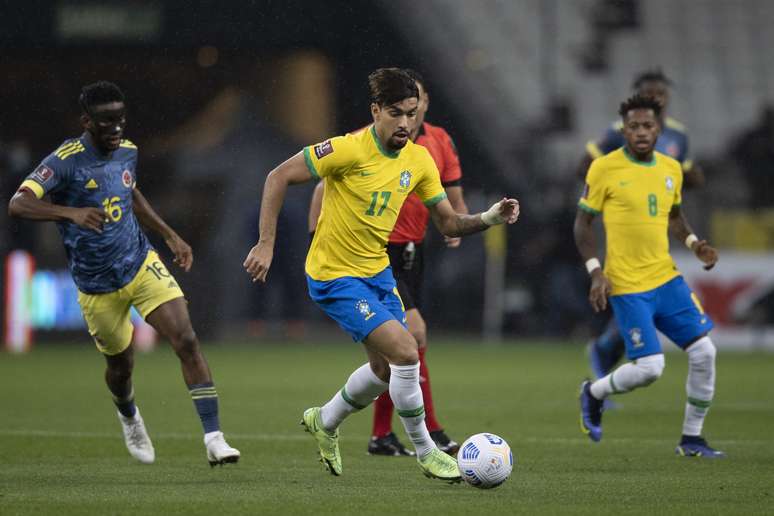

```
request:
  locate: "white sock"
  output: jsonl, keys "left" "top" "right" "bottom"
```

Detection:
{"left": 590, "top": 354, "right": 665, "bottom": 399}
{"left": 683, "top": 337, "right": 716, "bottom": 436}
{"left": 389, "top": 363, "right": 434, "bottom": 458}
{"left": 320, "top": 363, "right": 388, "bottom": 432}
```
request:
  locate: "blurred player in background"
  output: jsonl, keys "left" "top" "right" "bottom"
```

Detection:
{"left": 308, "top": 69, "right": 468, "bottom": 457}
{"left": 244, "top": 68, "right": 518, "bottom": 481}
{"left": 578, "top": 69, "right": 706, "bottom": 382}
{"left": 8, "top": 81, "right": 240, "bottom": 467}
{"left": 574, "top": 94, "right": 724, "bottom": 458}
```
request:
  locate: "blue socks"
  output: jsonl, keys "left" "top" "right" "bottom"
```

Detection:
{"left": 112, "top": 387, "right": 137, "bottom": 418}
{"left": 188, "top": 382, "right": 220, "bottom": 434}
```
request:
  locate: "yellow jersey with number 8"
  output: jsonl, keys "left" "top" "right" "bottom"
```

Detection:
{"left": 304, "top": 126, "right": 447, "bottom": 281}
{"left": 579, "top": 147, "right": 683, "bottom": 295}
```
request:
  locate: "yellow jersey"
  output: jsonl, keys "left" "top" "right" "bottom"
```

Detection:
{"left": 304, "top": 125, "right": 447, "bottom": 281}
{"left": 579, "top": 147, "right": 683, "bottom": 295}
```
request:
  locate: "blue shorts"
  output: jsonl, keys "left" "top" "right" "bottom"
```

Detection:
{"left": 609, "top": 276, "right": 714, "bottom": 360}
{"left": 307, "top": 267, "right": 407, "bottom": 342}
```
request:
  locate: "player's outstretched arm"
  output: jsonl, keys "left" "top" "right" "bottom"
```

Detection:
{"left": 668, "top": 205, "right": 718, "bottom": 270}
{"left": 132, "top": 188, "right": 193, "bottom": 272}
{"left": 8, "top": 188, "right": 105, "bottom": 233}
{"left": 443, "top": 185, "right": 469, "bottom": 248}
{"left": 308, "top": 181, "right": 324, "bottom": 236}
{"left": 574, "top": 209, "right": 611, "bottom": 312}
{"left": 244, "top": 151, "right": 313, "bottom": 283}
{"left": 428, "top": 197, "right": 518, "bottom": 238}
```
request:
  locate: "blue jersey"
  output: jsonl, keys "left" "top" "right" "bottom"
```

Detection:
{"left": 21, "top": 134, "right": 151, "bottom": 294}
{"left": 586, "top": 116, "right": 693, "bottom": 170}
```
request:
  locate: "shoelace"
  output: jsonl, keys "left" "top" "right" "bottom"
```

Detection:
{"left": 126, "top": 420, "right": 149, "bottom": 448}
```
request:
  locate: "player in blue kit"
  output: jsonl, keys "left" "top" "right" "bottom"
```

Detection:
{"left": 577, "top": 69, "right": 707, "bottom": 382}
{"left": 8, "top": 81, "right": 240, "bottom": 466}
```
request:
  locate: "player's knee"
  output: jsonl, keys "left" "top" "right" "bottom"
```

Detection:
{"left": 688, "top": 336, "right": 716, "bottom": 368}
{"left": 172, "top": 328, "right": 200, "bottom": 358}
{"left": 392, "top": 334, "right": 419, "bottom": 365}
{"left": 368, "top": 356, "right": 390, "bottom": 382}
{"left": 636, "top": 353, "right": 665, "bottom": 384}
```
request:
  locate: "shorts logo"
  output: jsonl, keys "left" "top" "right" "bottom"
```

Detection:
{"left": 399, "top": 170, "right": 412, "bottom": 189}
{"left": 314, "top": 140, "right": 334, "bottom": 159}
{"left": 32, "top": 165, "right": 53, "bottom": 183}
{"left": 665, "top": 177, "right": 674, "bottom": 191}
{"left": 355, "top": 299, "right": 375, "bottom": 320}
{"left": 629, "top": 328, "right": 643, "bottom": 348}
{"left": 122, "top": 170, "right": 133, "bottom": 188}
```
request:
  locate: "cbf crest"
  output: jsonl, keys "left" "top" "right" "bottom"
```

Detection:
{"left": 398, "top": 170, "right": 412, "bottom": 192}
{"left": 355, "top": 299, "right": 375, "bottom": 320}
{"left": 665, "top": 176, "right": 674, "bottom": 191}
{"left": 629, "top": 328, "right": 643, "bottom": 348}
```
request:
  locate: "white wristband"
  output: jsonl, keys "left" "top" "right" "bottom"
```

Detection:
{"left": 585, "top": 258, "right": 601, "bottom": 274}
{"left": 481, "top": 202, "right": 505, "bottom": 226}
{"left": 685, "top": 234, "right": 698, "bottom": 250}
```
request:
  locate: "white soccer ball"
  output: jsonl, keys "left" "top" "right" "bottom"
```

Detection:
{"left": 457, "top": 433, "right": 513, "bottom": 489}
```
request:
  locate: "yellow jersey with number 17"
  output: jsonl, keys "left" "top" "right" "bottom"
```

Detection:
{"left": 578, "top": 147, "right": 683, "bottom": 295}
{"left": 304, "top": 125, "right": 447, "bottom": 281}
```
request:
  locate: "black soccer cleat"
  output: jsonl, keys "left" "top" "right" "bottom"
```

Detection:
{"left": 430, "top": 430, "right": 460, "bottom": 456}
{"left": 367, "top": 432, "right": 415, "bottom": 457}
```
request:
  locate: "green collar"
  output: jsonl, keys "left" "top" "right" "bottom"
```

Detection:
{"left": 370, "top": 125, "right": 400, "bottom": 158}
{"left": 623, "top": 147, "right": 656, "bottom": 167}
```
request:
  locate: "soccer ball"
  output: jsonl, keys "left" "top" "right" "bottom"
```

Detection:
{"left": 457, "top": 433, "right": 513, "bottom": 489}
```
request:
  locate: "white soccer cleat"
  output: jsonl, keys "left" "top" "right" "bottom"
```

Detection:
{"left": 205, "top": 431, "right": 241, "bottom": 467}
{"left": 117, "top": 408, "right": 155, "bottom": 464}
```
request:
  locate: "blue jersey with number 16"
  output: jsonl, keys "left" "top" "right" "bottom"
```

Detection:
{"left": 20, "top": 134, "right": 151, "bottom": 294}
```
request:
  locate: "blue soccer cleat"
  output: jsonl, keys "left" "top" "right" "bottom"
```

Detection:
{"left": 579, "top": 380, "right": 603, "bottom": 442}
{"left": 675, "top": 436, "right": 726, "bottom": 458}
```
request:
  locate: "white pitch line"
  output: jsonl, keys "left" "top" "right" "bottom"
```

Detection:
{"left": 521, "top": 436, "right": 773, "bottom": 445}
{"left": 1, "top": 429, "right": 770, "bottom": 446}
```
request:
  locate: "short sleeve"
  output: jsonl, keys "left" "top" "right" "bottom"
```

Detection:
{"left": 302, "top": 135, "right": 357, "bottom": 180}
{"left": 19, "top": 155, "right": 72, "bottom": 199}
{"left": 578, "top": 159, "right": 606, "bottom": 214}
{"left": 413, "top": 150, "right": 447, "bottom": 207}
{"left": 586, "top": 122, "right": 624, "bottom": 159}
{"left": 672, "top": 163, "right": 684, "bottom": 207}
{"left": 439, "top": 129, "right": 462, "bottom": 184}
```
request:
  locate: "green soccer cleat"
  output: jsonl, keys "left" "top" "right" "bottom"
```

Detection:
{"left": 301, "top": 407, "right": 342, "bottom": 476}
{"left": 417, "top": 447, "right": 462, "bottom": 483}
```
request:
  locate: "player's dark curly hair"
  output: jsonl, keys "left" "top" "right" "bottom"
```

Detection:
{"left": 368, "top": 68, "right": 418, "bottom": 107}
{"left": 403, "top": 68, "right": 427, "bottom": 93}
{"left": 632, "top": 68, "right": 673, "bottom": 90}
{"left": 619, "top": 94, "right": 663, "bottom": 119}
{"left": 79, "top": 81, "right": 124, "bottom": 114}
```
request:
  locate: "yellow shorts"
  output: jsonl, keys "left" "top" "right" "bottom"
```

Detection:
{"left": 77, "top": 250, "right": 184, "bottom": 355}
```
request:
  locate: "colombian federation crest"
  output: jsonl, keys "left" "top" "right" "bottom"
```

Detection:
{"left": 665, "top": 176, "right": 674, "bottom": 191}
{"left": 399, "top": 170, "right": 412, "bottom": 190}
{"left": 355, "top": 299, "right": 375, "bottom": 320}
{"left": 122, "top": 170, "right": 133, "bottom": 188}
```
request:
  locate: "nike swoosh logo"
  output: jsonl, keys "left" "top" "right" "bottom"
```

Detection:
{"left": 361, "top": 171, "right": 375, "bottom": 177}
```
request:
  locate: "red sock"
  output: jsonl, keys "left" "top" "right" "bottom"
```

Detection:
{"left": 419, "top": 347, "right": 442, "bottom": 432}
{"left": 371, "top": 391, "right": 394, "bottom": 437}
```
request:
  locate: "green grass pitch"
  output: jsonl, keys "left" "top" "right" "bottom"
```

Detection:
{"left": 1, "top": 341, "right": 772, "bottom": 515}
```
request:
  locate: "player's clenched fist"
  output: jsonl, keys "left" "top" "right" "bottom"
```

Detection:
{"left": 588, "top": 269, "right": 612, "bottom": 313}
{"left": 692, "top": 240, "right": 718, "bottom": 271}
{"left": 481, "top": 198, "right": 520, "bottom": 226}
{"left": 243, "top": 242, "right": 274, "bottom": 283}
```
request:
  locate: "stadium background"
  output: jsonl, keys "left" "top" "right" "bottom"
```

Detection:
{"left": 2, "top": 0, "right": 773, "bottom": 348}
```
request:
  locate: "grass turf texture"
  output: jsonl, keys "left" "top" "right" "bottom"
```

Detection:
{"left": 1, "top": 341, "right": 772, "bottom": 515}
